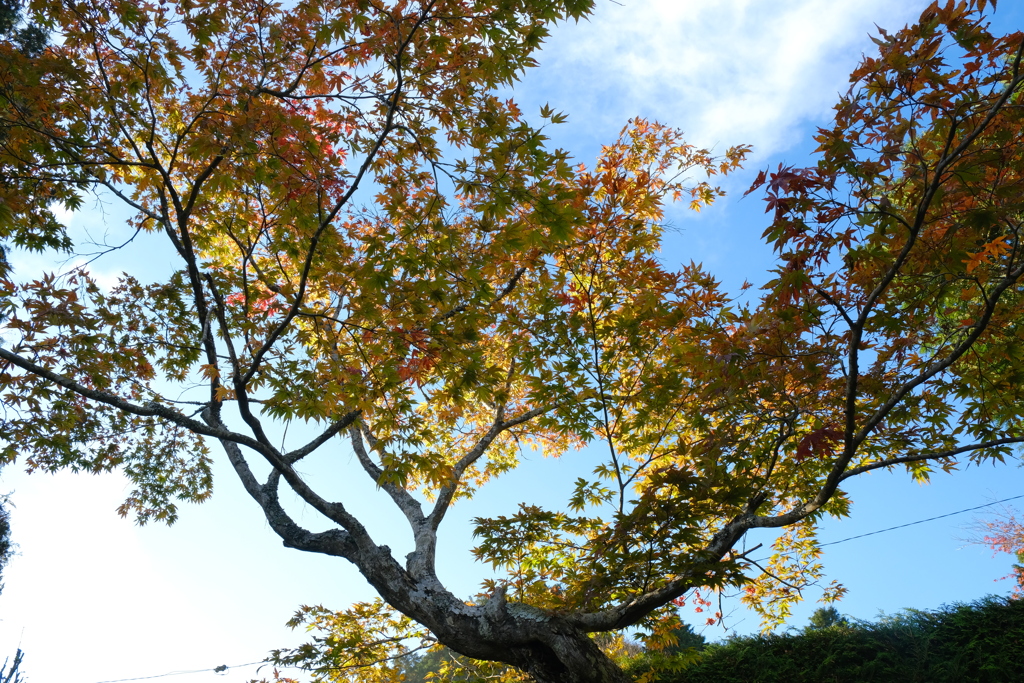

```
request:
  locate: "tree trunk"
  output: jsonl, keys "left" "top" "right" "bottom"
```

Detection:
{"left": 503, "top": 622, "right": 633, "bottom": 683}
{"left": 432, "top": 602, "right": 633, "bottom": 683}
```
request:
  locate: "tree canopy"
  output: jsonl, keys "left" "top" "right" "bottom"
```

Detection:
{"left": 0, "top": 0, "right": 1022, "bottom": 681}
{"left": 805, "top": 606, "right": 850, "bottom": 632}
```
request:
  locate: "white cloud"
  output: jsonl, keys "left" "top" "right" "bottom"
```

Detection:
{"left": 6, "top": 198, "right": 172, "bottom": 291}
{"left": 519, "top": 0, "right": 925, "bottom": 161}
{"left": 48, "top": 201, "right": 76, "bottom": 227}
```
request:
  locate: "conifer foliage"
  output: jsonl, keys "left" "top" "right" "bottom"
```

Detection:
{"left": 632, "top": 597, "right": 1024, "bottom": 683}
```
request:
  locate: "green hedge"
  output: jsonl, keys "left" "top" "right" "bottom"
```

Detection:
{"left": 626, "top": 596, "right": 1024, "bottom": 683}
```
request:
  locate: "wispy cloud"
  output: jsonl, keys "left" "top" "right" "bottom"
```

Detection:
{"left": 517, "top": 0, "right": 924, "bottom": 160}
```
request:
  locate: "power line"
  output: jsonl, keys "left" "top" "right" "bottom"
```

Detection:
{"left": 90, "top": 661, "right": 265, "bottom": 683}
{"left": 819, "top": 492, "right": 1024, "bottom": 547}
{"left": 87, "top": 495, "right": 1024, "bottom": 683}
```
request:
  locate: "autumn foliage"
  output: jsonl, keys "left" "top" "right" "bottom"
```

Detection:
{"left": 971, "top": 505, "right": 1024, "bottom": 596}
{"left": 0, "top": 0, "right": 1023, "bottom": 682}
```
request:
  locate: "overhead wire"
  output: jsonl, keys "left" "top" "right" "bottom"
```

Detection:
{"left": 89, "top": 661, "right": 265, "bottom": 683}
{"left": 818, "top": 492, "right": 1024, "bottom": 547}
{"left": 86, "top": 493, "right": 1024, "bottom": 683}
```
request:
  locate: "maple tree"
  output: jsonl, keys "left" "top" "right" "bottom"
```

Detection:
{"left": 969, "top": 505, "right": 1024, "bottom": 596}
{"left": 0, "top": 0, "right": 1023, "bottom": 681}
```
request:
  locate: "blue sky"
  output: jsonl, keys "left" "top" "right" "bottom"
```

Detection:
{"left": 1, "top": 1, "right": 1023, "bottom": 682}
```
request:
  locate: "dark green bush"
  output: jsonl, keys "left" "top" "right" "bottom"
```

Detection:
{"left": 627, "top": 596, "right": 1024, "bottom": 683}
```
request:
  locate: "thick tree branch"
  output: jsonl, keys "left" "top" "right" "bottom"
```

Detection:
{"left": 427, "top": 403, "right": 551, "bottom": 531}
{"left": 839, "top": 436, "right": 1024, "bottom": 480}
{"left": 201, "top": 411, "right": 359, "bottom": 559}
{"left": 0, "top": 345, "right": 263, "bottom": 450}
{"left": 567, "top": 515, "right": 753, "bottom": 632}
{"left": 349, "top": 424, "right": 426, "bottom": 527}
{"left": 285, "top": 410, "right": 362, "bottom": 463}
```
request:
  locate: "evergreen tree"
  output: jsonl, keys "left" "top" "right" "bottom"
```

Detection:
{"left": 0, "top": 0, "right": 43, "bottom": 57}
{"left": 805, "top": 606, "right": 849, "bottom": 631}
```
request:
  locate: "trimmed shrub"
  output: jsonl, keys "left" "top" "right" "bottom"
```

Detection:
{"left": 627, "top": 596, "right": 1024, "bottom": 683}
